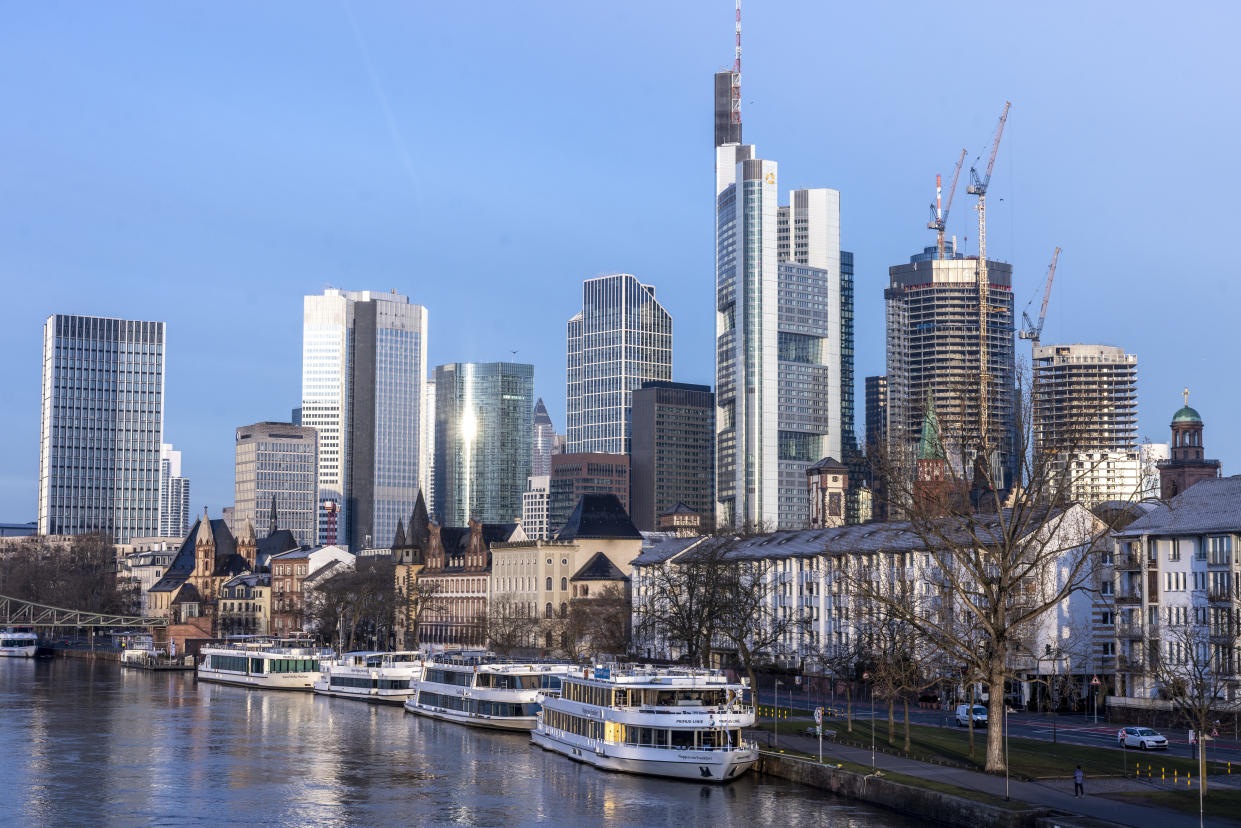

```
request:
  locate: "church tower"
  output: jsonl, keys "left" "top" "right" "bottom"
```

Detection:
{"left": 1158, "top": 389, "right": 1221, "bottom": 499}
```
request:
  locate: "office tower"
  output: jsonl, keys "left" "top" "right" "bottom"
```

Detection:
{"left": 233, "top": 421, "right": 319, "bottom": 546}
{"left": 301, "top": 288, "right": 428, "bottom": 552}
{"left": 548, "top": 453, "right": 630, "bottom": 535}
{"left": 865, "top": 376, "right": 888, "bottom": 454}
{"left": 433, "top": 362, "right": 534, "bottom": 525}
{"left": 885, "top": 252, "right": 1016, "bottom": 487}
{"left": 532, "top": 398, "right": 555, "bottom": 477}
{"left": 158, "top": 443, "right": 191, "bottom": 538}
{"left": 522, "top": 475, "right": 550, "bottom": 540}
{"left": 422, "top": 374, "right": 436, "bottom": 514}
{"left": 1032, "top": 344, "right": 1140, "bottom": 506}
{"left": 38, "top": 315, "right": 165, "bottom": 542}
{"left": 630, "top": 381, "right": 715, "bottom": 532}
{"left": 566, "top": 273, "right": 672, "bottom": 454}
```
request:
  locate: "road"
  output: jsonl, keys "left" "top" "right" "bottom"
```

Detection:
{"left": 752, "top": 688, "right": 1241, "bottom": 765}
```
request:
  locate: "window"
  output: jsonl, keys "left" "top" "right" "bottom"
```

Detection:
{"left": 1169, "top": 541, "right": 1181, "bottom": 562}
{"left": 560, "top": 577, "right": 567, "bottom": 591}
{"left": 1209, "top": 536, "right": 1233, "bottom": 565}
{"left": 546, "top": 577, "right": 552, "bottom": 591}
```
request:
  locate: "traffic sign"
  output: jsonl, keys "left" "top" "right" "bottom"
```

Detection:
{"left": 1090, "top": 675, "right": 1100, "bottom": 686}
{"left": 814, "top": 706, "right": 823, "bottom": 725}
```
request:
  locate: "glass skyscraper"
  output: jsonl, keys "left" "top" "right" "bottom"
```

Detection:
{"left": 433, "top": 362, "right": 534, "bottom": 526}
{"left": 38, "top": 314, "right": 165, "bottom": 542}
{"left": 566, "top": 273, "right": 671, "bottom": 454}
{"left": 301, "top": 289, "right": 428, "bottom": 551}
{"left": 158, "top": 443, "right": 190, "bottom": 538}
{"left": 531, "top": 397, "right": 555, "bottom": 477}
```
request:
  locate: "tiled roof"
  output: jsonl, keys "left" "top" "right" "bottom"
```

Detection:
{"left": 632, "top": 533, "right": 705, "bottom": 565}
{"left": 257, "top": 530, "right": 299, "bottom": 568}
{"left": 1119, "top": 476, "right": 1241, "bottom": 536}
{"left": 571, "top": 551, "right": 629, "bottom": 582}
{"left": 556, "top": 494, "right": 642, "bottom": 541}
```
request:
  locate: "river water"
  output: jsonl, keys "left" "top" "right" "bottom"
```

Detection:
{"left": 1, "top": 658, "right": 915, "bottom": 827}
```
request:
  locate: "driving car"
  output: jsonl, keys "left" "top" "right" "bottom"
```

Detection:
{"left": 955, "top": 704, "right": 988, "bottom": 728}
{"left": 1118, "top": 726, "right": 1168, "bottom": 750}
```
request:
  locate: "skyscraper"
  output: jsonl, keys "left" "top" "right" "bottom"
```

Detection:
{"left": 38, "top": 315, "right": 165, "bottom": 542}
{"left": 234, "top": 421, "right": 319, "bottom": 546}
{"left": 885, "top": 251, "right": 1016, "bottom": 487}
{"left": 301, "top": 288, "right": 428, "bottom": 552}
{"left": 422, "top": 374, "right": 436, "bottom": 515}
{"left": 566, "top": 273, "right": 672, "bottom": 454}
{"left": 158, "top": 443, "right": 191, "bottom": 538}
{"left": 548, "top": 452, "right": 630, "bottom": 535}
{"left": 713, "top": 100, "right": 850, "bottom": 529}
{"left": 433, "top": 362, "right": 534, "bottom": 525}
{"left": 864, "top": 376, "right": 888, "bottom": 454}
{"left": 532, "top": 397, "right": 555, "bottom": 477}
{"left": 630, "top": 381, "right": 715, "bottom": 532}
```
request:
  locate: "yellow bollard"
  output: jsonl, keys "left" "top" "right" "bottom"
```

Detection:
{"left": 1187, "top": 771, "right": 1191, "bottom": 787}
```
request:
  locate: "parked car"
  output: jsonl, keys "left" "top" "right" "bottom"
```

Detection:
{"left": 1118, "top": 726, "right": 1168, "bottom": 750}
{"left": 955, "top": 704, "right": 988, "bottom": 728}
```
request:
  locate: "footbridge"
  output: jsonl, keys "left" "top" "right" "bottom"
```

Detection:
{"left": 0, "top": 594, "right": 167, "bottom": 628}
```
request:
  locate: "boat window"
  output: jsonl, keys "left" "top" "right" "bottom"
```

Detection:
{"left": 670, "top": 730, "right": 697, "bottom": 750}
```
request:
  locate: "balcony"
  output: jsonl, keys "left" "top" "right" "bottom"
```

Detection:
{"left": 1114, "top": 553, "right": 1142, "bottom": 570}
{"left": 1116, "top": 620, "right": 1145, "bottom": 640}
{"left": 1207, "top": 590, "right": 1233, "bottom": 604}
{"left": 1115, "top": 590, "right": 1142, "bottom": 605}
{"left": 1117, "top": 654, "right": 1145, "bottom": 673}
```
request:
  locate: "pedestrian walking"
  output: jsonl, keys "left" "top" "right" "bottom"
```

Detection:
{"left": 1073, "top": 765, "right": 1084, "bottom": 798}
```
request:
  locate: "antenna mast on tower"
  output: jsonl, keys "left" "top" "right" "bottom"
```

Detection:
{"left": 731, "top": 0, "right": 742, "bottom": 125}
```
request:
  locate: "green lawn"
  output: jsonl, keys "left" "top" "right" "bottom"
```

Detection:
{"left": 1099, "top": 789, "right": 1241, "bottom": 821}
{"left": 752, "top": 714, "right": 1229, "bottom": 780}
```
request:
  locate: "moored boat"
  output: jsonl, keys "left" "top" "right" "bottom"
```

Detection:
{"left": 532, "top": 665, "right": 757, "bottom": 781}
{"left": 313, "top": 651, "right": 424, "bottom": 704}
{"left": 403, "top": 651, "right": 572, "bottom": 731}
{"left": 197, "top": 638, "right": 332, "bottom": 690}
{"left": 0, "top": 631, "right": 38, "bottom": 658}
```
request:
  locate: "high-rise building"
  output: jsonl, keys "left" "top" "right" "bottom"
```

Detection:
{"left": 433, "top": 362, "right": 534, "bottom": 525}
{"left": 865, "top": 376, "right": 888, "bottom": 454}
{"left": 301, "top": 289, "right": 428, "bottom": 552}
{"left": 885, "top": 250, "right": 1016, "bottom": 487}
{"left": 522, "top": 474, "right": 550, "bottom": 540}
{"left": 566, "top": 273, "right": 672, "bottom": 454}
{"left": 630, "top": 381, "right": 715, "bottom": 532}
{"left": 532, "top": 398, "right": 555, "bottom": 477}
{"left": 158, "top": 443, "right": 190, "bottom": 538}
{"left": 548, "top": 453, "right": 630, "bottom": 535}
{"left": 234, "top": 421, "right": 319, "bottom": 547}
{"left": 38, "top": 315, "right": 165, "bottom": 542}
{"left": 1032, "top": 344, "right": 1141, "bottom": 506}
{"left": 422, "top": 374, "right": 436, "bottom": 515}
{"left": 714, "top": 148, "right": 850, "bottom": 528}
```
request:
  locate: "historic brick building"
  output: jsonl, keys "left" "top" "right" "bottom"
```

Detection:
{"left": 1157, "top": 390, "right": 1222, "bottom": 500}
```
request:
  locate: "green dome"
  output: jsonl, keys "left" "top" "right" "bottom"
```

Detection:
{"left": 1172, "top": 405, "right": 1202, "bottom": 424}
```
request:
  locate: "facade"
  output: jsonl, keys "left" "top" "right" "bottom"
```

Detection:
{"left": 233, "top": 421, "right": 319, "bottom": 546}
{"left": 301, "top": 288, "right": 428, "bottom": 552}
{"left": 806, "top": 457, "right": 849, "bottom": 529}
{"left": 549, "top": 453, "right": 630, "bottom": 537}
{"left": 566, "top": 273, "right": 672, "bottom": 454}
{"left": 38, "top": 314, "right": 165, "bottom": 542}
{"left": 532, "top": 398, "right": 555, "bottom": 478}
{"left": 1112, "top": 475, "right": 1241, "bottom": 703}
{"left": 885, "top": 252, "right": 1016, "bottom": 489}
{"left": 218, "top": 573, "right": 272, "bottom": 637}
{"left": 865, "top": 376, "right": 888, "bottom": 454}
{"left": 416, "top": 519, "right": 523, "bottom": 646}
{"left": 629, "top": 381, "right": 715, "bottom": 532}
{"left": 1156, "top": 393, "right": 1222, "bottom": 500}
{"left": 116, "top": 537, "right": 180, "bottom": 616}
{"left": 269, "top": 545, "right": 354, "bottom": 636}
{"left": 433, "top": 362, "right": 534, "bottom": 526}
{"left": 522, "top": 475, "right": 551, "bottom": 541}
{"left": 714, "top": 121, "right": 851, "bottom": 530}
{"left": 158, "top": 444, "right": 190, "bottom": 539}
{"left": 1033, "top": 344, "right": 1141, "bottom": 507}
{"left": 422, "top": 375, "right": 436, "bottom": 515}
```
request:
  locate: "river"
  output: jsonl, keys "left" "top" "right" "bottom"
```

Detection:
{"left": 0, "top": 657, "right": 916, "bottom": 826}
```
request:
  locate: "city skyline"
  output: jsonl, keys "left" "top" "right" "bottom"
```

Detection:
{"left": 2, "top": 3, "right": 1239, "bottom": 518}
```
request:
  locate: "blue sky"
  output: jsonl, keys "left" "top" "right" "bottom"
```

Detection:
{"left": 2, "top": 1, "right": 1237, "bottom": 519}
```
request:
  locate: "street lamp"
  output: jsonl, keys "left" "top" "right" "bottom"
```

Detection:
{"left": 863, "top": 671, "right": 875, "bottom": 768}
{"left": 775, "top": 679, "right": 785, "bottom": 746}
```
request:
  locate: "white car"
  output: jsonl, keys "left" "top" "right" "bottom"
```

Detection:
{"left": 1118, "top": 726, "right": 1168, "bottom": 750}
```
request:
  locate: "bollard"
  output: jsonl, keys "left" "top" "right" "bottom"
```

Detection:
{"left": 1187, "top": 771, "right": 1191, "bottom": 787}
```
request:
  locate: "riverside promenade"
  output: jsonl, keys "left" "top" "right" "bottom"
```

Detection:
{"left": 757, "top": 729, "right": 1241, "bottom": 828}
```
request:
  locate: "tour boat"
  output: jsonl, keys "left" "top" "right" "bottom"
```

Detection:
{"left": 532, "top": 665, "right": 758, "bottom": 782}
{"left": 403, "top": 651, "right": 572, "bottom": 731}
{"left": 197, "top": 638, "right": 333, "bottom": 690}
{"left": 0, "top": 631, "right": 38, "bottom": 658}
{"left": 313, "top": 651, "right": 425, "bottom": 704}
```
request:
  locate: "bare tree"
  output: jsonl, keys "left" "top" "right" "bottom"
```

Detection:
{"left": 633, "top": 540, "right": 729, "bottom": 666}
{"left": 818, "top": 638, "right": 864, "bottom": 733}
{"left": 396, "top": 577, "right": 446, "bottom": 650}
{"left": 563, "top": 584, "right": 632, "bottom": 660}
{"left": 486, "top": 593, "right": 540, "bottom": 656}
{"left": 0, "top": 534, "right": 134, "bottom": 615}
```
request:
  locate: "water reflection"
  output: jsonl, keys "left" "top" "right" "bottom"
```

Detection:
{"left": 0, "top": 659, "right": 914, "bottom": 826}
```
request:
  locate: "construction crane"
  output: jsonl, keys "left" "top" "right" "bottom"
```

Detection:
{"left": 966, "top": 101, "right": 1010, "bottom": 459}
{"left": 927, "top": 148, "right": 967, "bottom": 260}
{"left": 1019, "top": 247, "right": 1061, "bottom": 349}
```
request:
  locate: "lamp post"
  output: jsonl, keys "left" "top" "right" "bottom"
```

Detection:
{"left": 1004, "top": 693, "right": 1010, "bottom": 800}
{"left": 775, "top": 680, "right": 785, "bottom": 746}
{"left": 863, "top": 671, "right": 875, "bottom": 768}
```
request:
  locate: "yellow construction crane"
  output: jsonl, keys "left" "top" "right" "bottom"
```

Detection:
{"left": 927, "top": 149, "right": 968, "bottom": 260}
{"left": 1018, "top": 247, "right": 1062, "bottom": 350}
{"left": 966, "top": 101, "right": 1010, "bottom": 456}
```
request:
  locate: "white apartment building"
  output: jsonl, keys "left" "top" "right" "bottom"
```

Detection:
{"left": 522, "top": 475, "right": 550, "bottom": 541}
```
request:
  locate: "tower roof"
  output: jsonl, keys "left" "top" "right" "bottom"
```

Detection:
{"left": 534, "top": 397, "right": 552, "bottom": 426}
{"left": 556, "top": 494, "right": 642, "bottom": 541}
{"left": 1172, "top": 406, "right": 1202, "bottom": 424}
{"left": 918, "top": 394, "right": 946, "bottom": 461}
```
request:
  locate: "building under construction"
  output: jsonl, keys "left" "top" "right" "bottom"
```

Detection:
{"left": 884, "top": 249, "right": 1016, "bottom": 488}
{"left": 1032, "top": 343, "right": 1141, "bottom": 505}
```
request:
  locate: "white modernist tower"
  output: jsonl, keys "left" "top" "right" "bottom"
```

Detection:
{"left": 714, "top": 119, "right": 847, "bottom": 529}
{"left": 301, "top": 289, "right": 428, "bottom": 552}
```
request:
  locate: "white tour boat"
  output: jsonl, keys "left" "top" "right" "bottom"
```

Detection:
{"left": 0, "top": 631, "right": 38, "bottom": 658}
{"left": 532, "top": 665, "right": 758, "bottom": 782}
{"left": 313, "top": 651, "right": 425, "bottom": 704}
{"left": 197, "top": 638, "right": 333, "bottom": 690}
{"left": 403, "top": 651, "right": 572, "bottom": 731}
